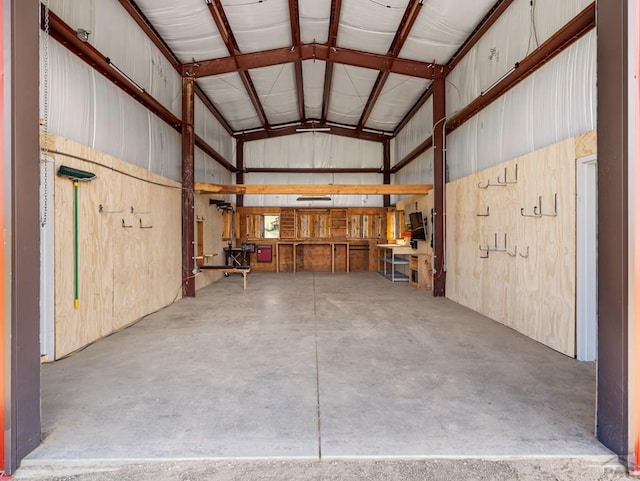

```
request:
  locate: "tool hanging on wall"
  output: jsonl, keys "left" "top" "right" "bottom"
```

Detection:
{"left": 57, "top": 165, "right": 96, "bottom": 309}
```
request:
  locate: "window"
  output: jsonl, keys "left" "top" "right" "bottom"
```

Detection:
{"left": 246, "top": 214, "right": 280, "bottom": 239}
{"left": 263, "top": 215, "right": 280, "bottom": 238}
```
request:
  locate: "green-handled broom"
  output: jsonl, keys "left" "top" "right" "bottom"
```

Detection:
{"left": 57, "top": 166, "right": 96, "bottom": 309}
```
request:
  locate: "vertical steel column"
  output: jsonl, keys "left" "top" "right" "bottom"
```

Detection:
{"left": 6, "top": 0, "right": 41, "bottom": 472}
{"left": 182, "top": 77, "right": 195, "bottom": 297}
{"left": 236, "top": 140, "right": 244, "bottom": 208}
{"left": 383, "top": 139, "right": 391, "bottom": 208}
{"left": 432, "top": 76, "right": 446, "bottom": 297}
{"left": 597, "top": 0, "right": 630, "bottom": 462}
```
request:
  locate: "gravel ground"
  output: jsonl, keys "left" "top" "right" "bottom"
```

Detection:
{"left": 11, "top": 457, "right": 637, "bottom": 481}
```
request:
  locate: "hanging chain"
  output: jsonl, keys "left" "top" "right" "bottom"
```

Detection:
{"left": 41, "top": 0, "right": 50, "bottom": 227}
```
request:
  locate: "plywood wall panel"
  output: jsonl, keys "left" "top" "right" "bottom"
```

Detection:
{"left": 194, "top": 193, "right": 229, "bottom": 291}
{"left": 446, "top": 136, "right": 580, "bottom": 357}
{"left": 51, "top": 135, "right": 182, "bottom": 358}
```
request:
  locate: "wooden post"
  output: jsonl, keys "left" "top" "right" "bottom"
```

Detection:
{"left": 432, "top": 76, "right": 446, "bottom": 297}
{"left": 383, "top": 139, "right": 391, "bottom": 207}
{"left": 236, "top": 140, "right": 244, "bottom": 208}
{"left": 182, "top": 76, "right": 195, "bottom": 297}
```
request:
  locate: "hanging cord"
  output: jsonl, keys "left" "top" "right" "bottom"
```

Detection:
{"left": 40, "top": 0, "right": 50, "bottom": 227}
{"left": 526, "top": 0, "right": 539, "bottom": 56}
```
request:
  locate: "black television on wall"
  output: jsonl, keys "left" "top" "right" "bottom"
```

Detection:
{"left": 409, "top": 212, "right": 426, "bottom": 240}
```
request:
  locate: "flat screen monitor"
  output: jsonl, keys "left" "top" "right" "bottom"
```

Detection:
{"left": 409, "top": 212, "right": 426, "bottom": 240}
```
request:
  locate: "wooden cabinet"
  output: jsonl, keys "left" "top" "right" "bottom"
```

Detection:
{"left": 409, "top": 255, "right": 432, "bottom": 290}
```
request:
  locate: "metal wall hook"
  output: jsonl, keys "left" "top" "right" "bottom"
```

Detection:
{"left": 131, "top": 206, "right": 152, "bottom": 214}
{"left": 122, "top": 219, "right": 133, "bottom": 228}
{"left": 478, "top": 178, "right": 507, "bottom": 189}
{"left": 496, "top": 164, "right": 518, "bottom": 185}
{"left": 521, "top": 195, "right": 543, "bottom": 218}
{"left": 507, "top": 245, "right": 518, "bottom": 257}
{"left": 519, "top": 246, "right": 530, "bottom": 258}
{"left": 476, "top": 206, "right": 490, "bottom": 217}
{"left": 139, "top": 218, "right": 153, "bottom": 229}
{"left": 480, "top": 248, "right": 489, "bottom": 259}
{"left": 489, "top": 233, "right": 507, "bottom": 252}
{"left": 98, "top": 204, "right": 124, "bottom": 214}
{"left": 539, "top": 193, "right": 558, "bottom": 217}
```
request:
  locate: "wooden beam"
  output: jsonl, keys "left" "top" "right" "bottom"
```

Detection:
{"left": 447, "top": 2, "right": 596, "bottom": 134}
{"left": 182, "top": 43, "right": 444, "bottom": 81}
{"left": 195, "top": 183, "right": 432, "bottom": 195}
{"left": 182, "top": 77, "right": 196, "bottom": 298}
{"left": 245, "top": 167, "right": 381, "bottom": 174}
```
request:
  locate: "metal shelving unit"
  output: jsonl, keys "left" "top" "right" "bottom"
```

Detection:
{"left": 377, "top": 245, "right": 410, "bottom": 282}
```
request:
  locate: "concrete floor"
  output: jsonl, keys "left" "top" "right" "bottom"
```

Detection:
{"left": 30, "top": 272, "right": 611, "bottom": 462}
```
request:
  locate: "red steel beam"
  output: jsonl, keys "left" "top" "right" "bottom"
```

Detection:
{"left": 390, "top": 136, "right": 433, "bottom": 173}
{"left": 182, "top": 77, "right": 196, "bottom": 298}
{"left": 446, "top": 2, "right": 595, "bottom": 134}
{"left": 44, "top": 6, "right": 181, "bottom": 130}
{"left": 358, "top": 0, "right": 423, "bottom": 130}
{"left": 236, "top": 121, "right": 389, "bottom": 143}
{"left": 289, "top": 0, "right": 305, "bottom": 121}
{"left": 383, "top": 139, "right": 391, "bottom": 207}
{"left": 181, "top": 43, "right": 443, "bottom": 81}
{"left": 117, "top": 0, "right": 235, "bottom": 136}
{"left": 432, "top": 76, "right": 446, "bottom": 297}
{"left": 207, "top": 0, "right": 270, "bottom": 130}
{"left": 195, "top": 134, "right": 237, "bottom": 173}
{"left": 393, "top": 84, "right": 433, "bottom": 136}
{"left": 321, "top": 0, "right": 342, "bottom": 123}
{"left": 194, "top": 85, "right": 235, "bottom": 137}
{"left": 236, "top": 140, "right": 244, "bottom": 207}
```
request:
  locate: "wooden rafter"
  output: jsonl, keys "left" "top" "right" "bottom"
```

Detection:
{"left": 195, "top": 182, "right": 432, "bottom": 195}
{"left": 357, "top": 0, "right": 423, "bottom": 130}
{"left": 206, "top": 0, "right": 270, "bottom": 130}
{"left": 288, "top": 0, "right": 305, "bottom": 122}
{"left": 321, "top": 0, "right": 342, "bottom": 123}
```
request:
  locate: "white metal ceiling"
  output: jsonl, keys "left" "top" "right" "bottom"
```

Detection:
{"left": 131, "top": 0, "right": 499, "bottom": 134}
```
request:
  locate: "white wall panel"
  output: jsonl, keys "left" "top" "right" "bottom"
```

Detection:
{"left": 394, "top": 95, "right": 433, "bottom": 163}
{"left": 392, "top": 148, "right": 434, "bottom": 205}
{"left": 45, "top": 38, "right": 182, "bottom": 181}
{"left": 446, "top": 0, "right": 593, "bottom": 116}
{"left": 446, "top": 30, "right": 596, "bottom": 181}
{"left": 244, "top": 133, "right": 382, "bottom": 169}
{"left": 48, "top": 0, "right": 182, "bottom": 118}
{"left": 195, "top": 96, "right": 235, "bottom": 164}
{"left": 195, "top": 148, "right": 233, "bottom": 186}
{"left": 243, "top": 172, "right": 384, "bottom": 207}
{"left": 300, "top": 0, "right": 330, "bottom": 43}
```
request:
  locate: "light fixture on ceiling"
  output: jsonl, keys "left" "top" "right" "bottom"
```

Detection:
{"left": 481, "top": 62, "right": 519, "bottom": 96}
{"left": 106, "top": 58, "right": 145, "bottom": 93}
{"left": 295, "top": 127, "right": 331, "bottom": 133}
{"left": 296, "top": 196, "right": 332, "bottom": 201}
{"left": 76, "top": 28, "right": 90, "bottom": 42}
